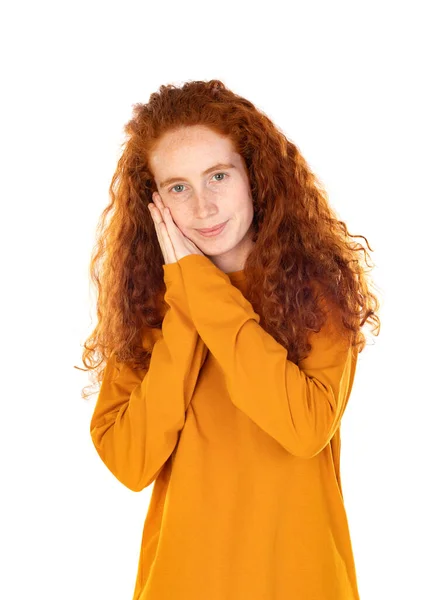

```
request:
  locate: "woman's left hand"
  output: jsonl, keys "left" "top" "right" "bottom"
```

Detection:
{"left": 148, "top": 192, "right": 206, "bottom": 264}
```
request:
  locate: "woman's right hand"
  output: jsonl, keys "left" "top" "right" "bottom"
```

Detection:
{"left": 148, "top": 193, "right": 177, "bottom": 265}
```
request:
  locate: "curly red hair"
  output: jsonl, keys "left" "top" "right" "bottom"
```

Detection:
{"left": 77, "top": 79, "right": 381, "bottom": 400}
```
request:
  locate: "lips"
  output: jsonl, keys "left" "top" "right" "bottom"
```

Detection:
{"left": 196, "top": 221, "right": 227, "bottom": 233}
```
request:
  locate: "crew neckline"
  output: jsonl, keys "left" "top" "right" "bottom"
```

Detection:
{"left": 226, "top": 269, "right": 246, "bottom": 283}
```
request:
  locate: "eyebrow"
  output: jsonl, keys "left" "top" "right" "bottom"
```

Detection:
{"left": 159, "top": 162, "right": 236, "bottom": 189}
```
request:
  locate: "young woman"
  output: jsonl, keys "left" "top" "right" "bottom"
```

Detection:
{"left": 81, "top": 79, "right": 380, "bottom": 599}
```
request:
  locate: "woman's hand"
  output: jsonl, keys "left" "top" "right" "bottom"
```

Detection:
{"left": 148, "top": 192, "right": 206, "bottom": 265}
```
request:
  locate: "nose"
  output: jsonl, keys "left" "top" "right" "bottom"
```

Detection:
{"left": 192, "top": 189, "right": 218, "bottom": 220}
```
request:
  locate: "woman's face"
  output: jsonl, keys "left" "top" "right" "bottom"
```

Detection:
{"left": 148, "top": 124, "right": 255, "bottom": 274}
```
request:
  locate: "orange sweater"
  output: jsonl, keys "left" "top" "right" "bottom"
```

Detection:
{"left": 90, "top": 254, "right": 361, "bottom": 599}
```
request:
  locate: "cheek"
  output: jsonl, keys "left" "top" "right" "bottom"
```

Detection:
{"left": 170, "top": 210, "right": 189, "bottom": 231}
{"left": 238, "top": 195, "right": 254, "bottom": 219}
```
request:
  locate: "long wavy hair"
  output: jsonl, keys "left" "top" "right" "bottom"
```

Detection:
{"left": 77, "top": 79, "right": 381, "bottom": 400}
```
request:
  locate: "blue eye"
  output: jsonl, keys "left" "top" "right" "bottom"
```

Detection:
{"left": 213, "top": 172, "right": 227, "bottom": 181}
{"left": 169, "top": 172, "right": 228, "bottom": 194}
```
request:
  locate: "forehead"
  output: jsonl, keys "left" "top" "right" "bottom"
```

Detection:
{"left": 149, "top": 126, "right": 239, "bottom": 176}
{"left": 154, "top": 125, "right": 233, "bottom": 154}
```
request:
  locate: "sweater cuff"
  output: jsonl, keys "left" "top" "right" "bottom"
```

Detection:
{"left": 162, "top": 261, "right": 181, "bottom": 284}
{"left": 177, "top": 254, "right": 227, "bottom": 278}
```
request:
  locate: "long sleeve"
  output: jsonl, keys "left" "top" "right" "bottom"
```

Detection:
{"left": 89, "top": 261, "right": 208, "bottom": 492}
{"left": 178, "top": 254, "right": 358, "bottom": 459}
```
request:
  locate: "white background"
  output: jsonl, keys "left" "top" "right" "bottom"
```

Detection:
{"left": 1, "top": 1, "right": 441, "bottom": 598}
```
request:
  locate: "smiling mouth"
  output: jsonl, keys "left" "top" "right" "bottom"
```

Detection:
{"left": 195, "top": 220, "right": 228, "bottom": 237}
{"left": 196, "top": 221, "right": 227, "bottom": 233}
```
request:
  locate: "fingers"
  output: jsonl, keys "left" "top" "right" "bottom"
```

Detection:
{"left": 149, "top": 204, "right": 167, "bottom": 262}
{"left": 148, "top": 194, "right": 177, "bottom": 265}
{"left": 156, "top": 199, "right": 177, "bottom": 265}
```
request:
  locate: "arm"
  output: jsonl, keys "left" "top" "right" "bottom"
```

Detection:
{"left": 178, "top": 254, "right": 358, "bottom": 459}
{"left": 89, "top": 261, "right": 208, "bottom": 492}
